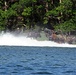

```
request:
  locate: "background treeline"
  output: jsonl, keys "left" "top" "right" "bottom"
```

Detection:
{"left": 0, "top": 0, "right": 76, "bottom": 35}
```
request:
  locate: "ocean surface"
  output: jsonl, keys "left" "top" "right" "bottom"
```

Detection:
{"left": 0, "top": 46, "right": 76, "bottom": 75}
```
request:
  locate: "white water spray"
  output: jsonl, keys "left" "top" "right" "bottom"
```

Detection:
{"left": 0, "top": 32, "right": 76, "bottom": 48}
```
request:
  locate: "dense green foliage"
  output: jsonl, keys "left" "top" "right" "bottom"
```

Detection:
{"left": 0, "top": 0, "right": 76, "bottom": 34}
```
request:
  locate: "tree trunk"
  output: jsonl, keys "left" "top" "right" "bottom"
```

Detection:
{"left": 5, "top": 1, "right": 7, "bottom": 11}
{"left": 4, "top": 1, "right": 8, "bottom": 31}
{"left": 51, "top": 0, "right": 54, "bottom": 4}
{"left": 59, "top": 0, "right": 63, "bottom": 23}
{"left": 59, "top": 0, "right": 62, "bottom": 3}
{"left": 45, "top": 1, "right": 48, "bottom": 12}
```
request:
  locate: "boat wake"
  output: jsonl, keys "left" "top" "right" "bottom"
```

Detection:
{"left": 0, "top": 33, "right": 76, "bottom": 48}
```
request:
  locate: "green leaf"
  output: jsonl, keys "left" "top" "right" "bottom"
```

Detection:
{"left": 22, "top": 7, "right": 32, "bottom": 16}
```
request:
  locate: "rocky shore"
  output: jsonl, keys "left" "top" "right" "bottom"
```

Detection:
{"left": 44, "top": 28, "right": 76, "bottom": 44}
{"left": 22, "top": 28, "right": 76, "bottom": 44}
{"left": 2, "top": 28, "right": 76, "bottom": 44}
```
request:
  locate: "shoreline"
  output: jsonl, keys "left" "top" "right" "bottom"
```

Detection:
{"left": 0, "top": 29, "right": 76, "bottom": 44}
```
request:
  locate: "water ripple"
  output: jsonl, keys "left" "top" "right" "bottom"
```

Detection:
{"left": 31, "top": 72, "right": 52, "bottom": 74}
{"left": 62, "top": 70, "right": 76, "bottom": 74}
{"left": 0, "top": 72, "right": 6, "bottom": 74}
{"left": 16, "top": 64, "right": 23, "bottom": 67}
{"left": 23, "top": 67, "right": 33, "bottom": 70}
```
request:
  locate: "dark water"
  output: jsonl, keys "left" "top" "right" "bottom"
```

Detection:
{"left": 0, "top": 46, "right": 76, "bottom": 75}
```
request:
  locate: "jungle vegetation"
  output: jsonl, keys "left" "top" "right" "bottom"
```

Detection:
{"left": 0, "top": 0, "right": 76, "bottom": 35}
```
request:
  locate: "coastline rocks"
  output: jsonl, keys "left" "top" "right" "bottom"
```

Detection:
{"left": 66, "top": 36, "right": 76, "bottom": 44}
{"left": 12, "top": 27, "right": 76, "bottom": 44}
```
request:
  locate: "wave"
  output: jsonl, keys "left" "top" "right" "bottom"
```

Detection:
{"left": 0, "top": 32, "right": 76, "bottom": 48}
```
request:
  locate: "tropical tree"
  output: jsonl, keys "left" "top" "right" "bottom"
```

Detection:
{"left": 0, "top": 0, "right": 76, "bottom": 34}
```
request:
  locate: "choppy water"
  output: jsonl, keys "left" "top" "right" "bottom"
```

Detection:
{"left": 0, "top": 46, "right": 76, "bottom": 75}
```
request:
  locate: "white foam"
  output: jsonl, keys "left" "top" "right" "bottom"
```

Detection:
{"left": 0, "top": 33, "right": 76, "bottom": 48}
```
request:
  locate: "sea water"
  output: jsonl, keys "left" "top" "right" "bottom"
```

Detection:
{"left": 0, "top": 46, "right": 76, "bottom": 75}
{"left": 0, "top": 33, "right": 76, "bottom": 75}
